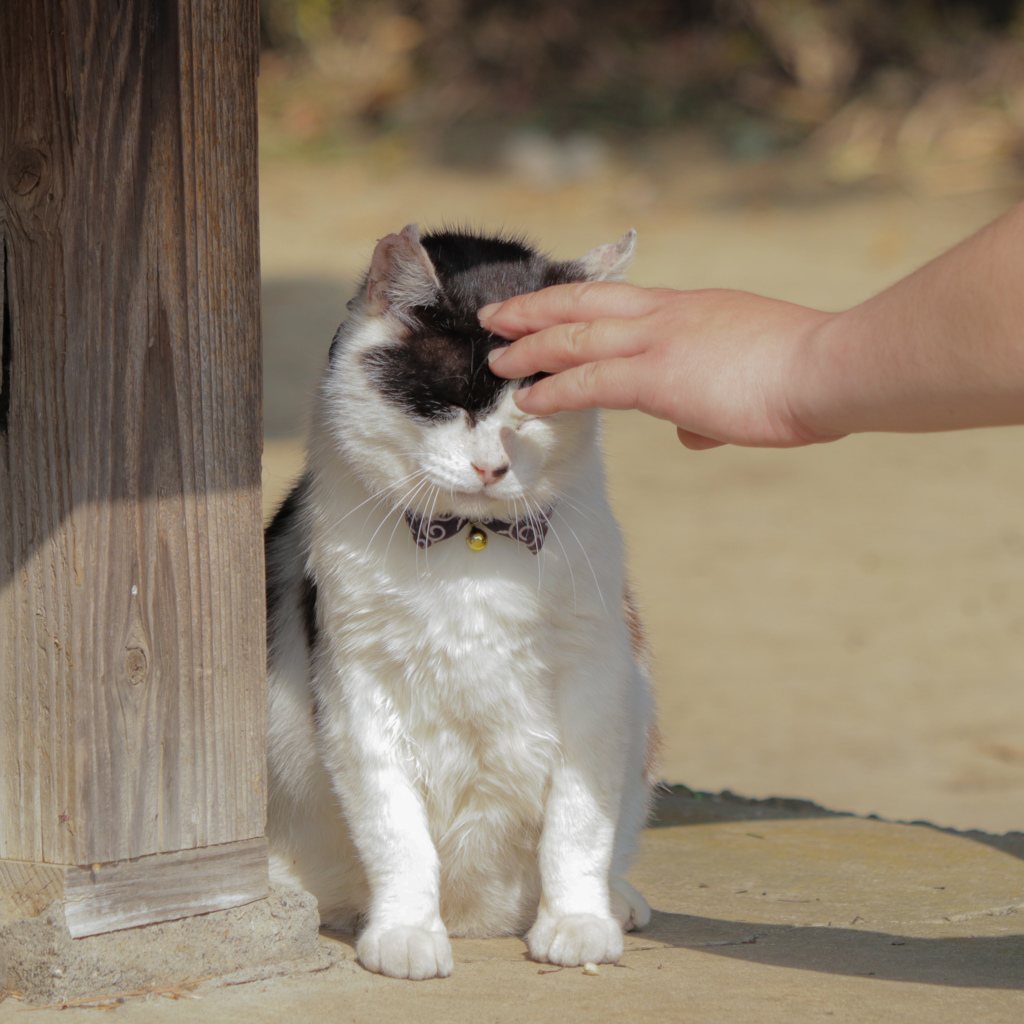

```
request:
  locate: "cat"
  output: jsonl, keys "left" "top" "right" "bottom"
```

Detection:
{"left": 264, "top": 224, "right": 658, "bottom": 980}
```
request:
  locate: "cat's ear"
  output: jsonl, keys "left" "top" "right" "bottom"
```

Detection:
{"left": 365, "top": 223, "right": 442, "bottom": 317}
{"left": 576, "top": 229, "right": 636, "bottom": 282}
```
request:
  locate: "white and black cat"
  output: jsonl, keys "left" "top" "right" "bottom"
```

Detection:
{"left": 265, "top": 224, "right": 657, "bottom": 980}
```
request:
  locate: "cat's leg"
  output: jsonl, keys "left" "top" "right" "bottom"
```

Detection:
{"left": 609, "top": 777, "right": 652, "bottom": 932}
{"left": 610, "top": 877, "right": 650, "bottom": 932}
{"left": 317, "top": 664, "right": 453, "bottom": 980}
{"left": 526, "top": 654, "right": 632, "bottom": 967}
{"left": 610, "top": 666, "right": 655, "bottom": 932}
{"left": 527, "top": 760, "right": 624, "bottom": 965}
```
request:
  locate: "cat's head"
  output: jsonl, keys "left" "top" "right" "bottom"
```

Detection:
{"left": 318, "top": 225, "right": 635, "bottom": 523}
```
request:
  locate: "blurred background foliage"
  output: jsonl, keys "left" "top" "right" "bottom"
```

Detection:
{"left": 258, "top": 0, "right": 1024, "bottom": 194}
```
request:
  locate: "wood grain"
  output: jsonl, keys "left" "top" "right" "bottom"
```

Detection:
{"left": 0, "top": 860, "right": 66, "bottom": 921}
{"left": 1, "top": 839, "right": 268, "bottom": 937}
{"left": 0, "top": 0, "right": 266, "bottom": 877}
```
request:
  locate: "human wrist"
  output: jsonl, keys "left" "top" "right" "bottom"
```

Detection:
{"left": 781, "top": 308, "right": 856, "bottom": 443}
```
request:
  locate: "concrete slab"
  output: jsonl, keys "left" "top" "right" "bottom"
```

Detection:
{"left": 0, "top": 887, "right": 321, "bottom": 1007}
{"left": 3, "top": 794, "right": 1021, "bottom": 1022}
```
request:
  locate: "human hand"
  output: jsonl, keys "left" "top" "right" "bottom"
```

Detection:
{"left": 481, "top": 283, "right": 841, "bottom": 449}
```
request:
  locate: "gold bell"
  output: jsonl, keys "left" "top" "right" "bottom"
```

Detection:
{"left": 466, "top": 525, "right": 488, "bottom": 551}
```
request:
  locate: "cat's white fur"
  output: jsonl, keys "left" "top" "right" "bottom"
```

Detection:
{"left": 267, "top": 229, "right": 655, "bottom": 980}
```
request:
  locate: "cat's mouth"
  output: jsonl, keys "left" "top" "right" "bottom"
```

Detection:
{"left": 444, "top": 490, "right": 510, "bottom": 518}
{"left": 409, "top": 486, "right": 524, "bottom": 523}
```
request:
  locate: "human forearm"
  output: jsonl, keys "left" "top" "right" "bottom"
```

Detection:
{"left": 793, "top": 200, "right": 1024, "bottom": 438}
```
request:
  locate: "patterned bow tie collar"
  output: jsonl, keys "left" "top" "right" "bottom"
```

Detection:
{"left": 404, "top": 509, "right": 551, "bottom": 554}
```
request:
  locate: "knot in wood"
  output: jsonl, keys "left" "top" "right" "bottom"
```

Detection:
{"left": 125, "top": 646, "right": 149, "bottom": 686}
{"left": 6, "top": 146, "right": 47, "bottom": 197}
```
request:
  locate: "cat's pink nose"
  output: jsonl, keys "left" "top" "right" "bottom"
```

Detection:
{"left": 472, "top": 462, "right": 510, "bottom": 485}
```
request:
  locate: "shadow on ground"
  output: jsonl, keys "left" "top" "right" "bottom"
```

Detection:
{"left": 652, "top": 785, "right": 1024, "bottom": 863}
{"left": 642, "top": 910, "right": 1024, "bottom": 990}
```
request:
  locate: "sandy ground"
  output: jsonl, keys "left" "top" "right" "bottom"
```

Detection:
{"left": 259, "top": 151, "right": 1024, "bottom": 834}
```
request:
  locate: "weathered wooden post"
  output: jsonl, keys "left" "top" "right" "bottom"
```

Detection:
{"left": 0, "top": 0, "right": 310, "bottom": 1001}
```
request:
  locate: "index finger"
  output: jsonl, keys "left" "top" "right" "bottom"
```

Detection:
{"left": 487, "top": 316, "right": 650, "bottom": 379}
{"left": 479, "top": 281, "right": 661, "bottom": 339}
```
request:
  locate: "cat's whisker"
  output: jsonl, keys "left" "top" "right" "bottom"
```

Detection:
{"left": 515, "top": 489, "right": 545, "bottom": 597}
{"left": 549, "top": 493, "right": 598, "bottom": 526}
{"left": 384, "top": 475, "right": 435, "bottom": 561}
{"left": 529, "top": 507, "right": 544, "bottom": 596}
{"left": 415, "top": 486, "right": 432, "bottom": 578}
{"left": 383, "top": 477, "right": 434, "bottom": 563}
{"left": 507, "top": 494, "right": 531, "bottom": 585}
{"left": 366, "top": 475, "right": 431, "bottom": 552}
{"left": 337, "top": 469, "right": 428, "bottom": 526}
{"left": 416, "top": 482, "right": 444, "bottom": 580}
{"left": 356, "top": 471, "right": 432, "bottom": 537}
{"left": 511, "top": 485, "right": 565, "bottom": 600}
{"left": 533, "top": 469, "right": 594, "bottom": 521}
{"left": 553, "top": 510, "right": 607, "bottom": 614}
{"left": 543, "top": 520, "right": 577, "bottom": 614}
{"left": 351, "top": 487, "right": 405, "bottom": 534}
{"left": 376, "top": 476, "right": 430, "bottom": 532}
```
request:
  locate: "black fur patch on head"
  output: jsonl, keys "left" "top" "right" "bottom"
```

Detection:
{"left": 362, "top": 229, "right": 587, "bottom": 423}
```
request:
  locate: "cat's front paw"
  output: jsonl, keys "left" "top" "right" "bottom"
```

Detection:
{"left": 357, "top": 924, "right": 454, "bottom": 980}
{"left": 527, "top": 912, "right": 624, "bottom": 967}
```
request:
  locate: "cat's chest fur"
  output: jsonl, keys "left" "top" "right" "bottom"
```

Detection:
{"left": 319, "top": 519, "right": 561, "bottom": 763}
{"left": 310, "top": 462, "right": 609, "bottom": 785}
